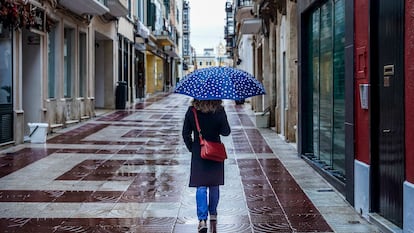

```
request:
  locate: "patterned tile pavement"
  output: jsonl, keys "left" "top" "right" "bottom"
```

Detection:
{"left": 0, "top": 93, "right": 380, "bottom": 233}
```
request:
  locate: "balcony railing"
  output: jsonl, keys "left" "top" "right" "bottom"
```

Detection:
{"left": 236, "top": 0, "right": 253, "bottom": 7}
{"left": 226, "top": 2, "right": 233, "bottom": 12}
{"left": 155, "top": 30, "right": 174, "bottom": 46}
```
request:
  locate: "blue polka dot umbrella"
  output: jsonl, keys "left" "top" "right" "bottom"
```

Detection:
{"left": 174, "top": 66, "right": 266, "bottom": 100}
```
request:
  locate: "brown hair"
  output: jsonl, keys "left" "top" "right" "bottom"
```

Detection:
{"left": 192, "top": 99, "right": 223, "bottom": 113}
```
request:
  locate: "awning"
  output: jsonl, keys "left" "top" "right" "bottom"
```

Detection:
{"left": 136, "top": 21, "right": 150, "bottom": 38}
{"left": 59, "top": 0, "right": 109, "bottom": 15}
{"left": 155, "top": 32, "right": 174, "bottom": 46}
{"left": 134, "top": 43, "right": 146, "bottom": 51}
{"left": 107, "top": 0, "right": 128, "bottom": 17}
{"left": 164, "top": 46, "right": 180, "bottom": 58}
{"left": 240, "top": 18, "right": 262, "bottom": 35}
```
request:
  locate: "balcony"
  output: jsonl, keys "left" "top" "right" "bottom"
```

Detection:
{"left": 59, "top": 0, "right": 109, "bottom": 15}
{"left": 236, "top": 0, "right": 253, "bottom": 7}
{"left": 226, "top": 1, "right": 233, "bottom": 12}
{"left": 234, "top": 0, "right": 261, "bottom": 35}
{"left": 164, "top": 45, "right": 180, "bottom": 58}
{"left": 107, "top": 0, "right": 128, "bottom": 17}
{"left": 155, "top": 30, "right": 174, "bottom": 46}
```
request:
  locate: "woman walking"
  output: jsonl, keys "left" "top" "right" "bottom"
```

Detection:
{"left": 182, "top": 99, "right": 231, "bottom": 233}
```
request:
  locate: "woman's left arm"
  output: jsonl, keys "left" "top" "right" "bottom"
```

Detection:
{"left": 182, "top": 108, "right": 193, "bottom": 151}
{"left": 220, "top": 109, "right": 231, "bottom": 136}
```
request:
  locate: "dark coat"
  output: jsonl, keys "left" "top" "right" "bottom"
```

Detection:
{"left": 182, "top": 106, "right": 231, "bottom": 187}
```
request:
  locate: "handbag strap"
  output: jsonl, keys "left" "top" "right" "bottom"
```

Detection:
{"left": 191, "top": 107, "right": 203, "bottom": 140}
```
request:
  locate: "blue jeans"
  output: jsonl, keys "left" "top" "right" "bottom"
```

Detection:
{"left": 196, "top": 186, "right": 219, "bottom": 221}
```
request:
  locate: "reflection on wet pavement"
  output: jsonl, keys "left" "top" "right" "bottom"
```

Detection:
{"left": 0, "top": 94, "right": 379, "bottom": 232}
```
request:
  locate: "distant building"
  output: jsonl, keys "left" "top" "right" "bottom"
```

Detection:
{"left": 182, "top": 0, "right": 192, "bottom": 75}
{"left": 196, "top": 48, "right": 217, "bottom": 69}
{"left": 193, "top": 43, "right": 231, "bottom": 70}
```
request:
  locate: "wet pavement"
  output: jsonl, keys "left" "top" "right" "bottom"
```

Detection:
{"left": 0, "top": 93, "right": 380, "bottom": 233}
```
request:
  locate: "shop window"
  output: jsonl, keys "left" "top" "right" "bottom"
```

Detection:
{"left": 64, "top": 27, "right": 75, "bottom": 98}
{"left": 0, "top": 28, "right": 12, "bottom": 104}
{"left": 128, "top": 0, "right": 132, "bottom": 19}
{"left": 47, "top": 27, "right": 56, "bottom": 98}
{"left": 305, "top": 0, "right": 345, "bottom": 180}
{"left": 79, "top": 32, "right": 87, "bottom": 97}
{"left": 118, "top": 36, "right": 122, "bottom": 81}
{"left": 124, "top": 38, "right": 129, "bottom": 81}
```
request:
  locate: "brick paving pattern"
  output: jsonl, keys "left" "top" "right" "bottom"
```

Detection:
{"left": 0, "top": 94, "right": 379, "bottom": 233}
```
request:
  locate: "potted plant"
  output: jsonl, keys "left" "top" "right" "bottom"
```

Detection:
{"left": 0, "top": 0, "right": 35, "bottom": 31}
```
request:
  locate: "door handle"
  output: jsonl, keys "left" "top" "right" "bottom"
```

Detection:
{"left": 382, "top": 129, "right": 391, "bottom": 133}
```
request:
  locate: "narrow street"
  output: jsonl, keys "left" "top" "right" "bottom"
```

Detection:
{"left": 0, "top": 93, "right": 379, "bottom": 233}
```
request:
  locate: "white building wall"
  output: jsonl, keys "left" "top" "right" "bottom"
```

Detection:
{"left": 404, "top": 181, "right": 414, "bottom": 233}
{"left": 354, "top": 160, "right": 370, "bottom": 219}
{"left": 22, "top": 30, "right": 43, "bottom": 135}
{"left": 237, "top": 35, "right": 254, "bottom": 75}
{"left": 118, "top": 17, "right": 135, "bottom": 41}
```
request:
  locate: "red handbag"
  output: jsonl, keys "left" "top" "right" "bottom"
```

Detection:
{"left": 192, "top": 108, "right": 227, "bottom": 162}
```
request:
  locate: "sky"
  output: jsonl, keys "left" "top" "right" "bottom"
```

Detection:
{"left": 189, "top": 0, "right": 227, "bottom": 55}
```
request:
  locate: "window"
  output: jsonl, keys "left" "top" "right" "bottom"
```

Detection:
{"left": 0, "top": 28, "right": 12, "bottom": 104}
{"left": 124, "top": 38, "right": 129, "bottom": 81}
{"left": 176, "top": 9, "right": 180, "bottom": 23}
{"left": 79, "top": 32, "right": 87, "bottom": 97}
{"left": 129, "top": 41, "right": 132, "bottom": 100}
{"left": 305, "top": 0, "right": 345, "bottom": 180}
{"left": 47, "top": 27, "right": 56, "bottom": 98}
{"left": 118, "top": 36, "right": 122, "bottom": 81}
{"left": 64, "top": 27, "right": 75, "bottom": 98}
{"left": 128, "top": 0, "right": 132, "bottom": 18}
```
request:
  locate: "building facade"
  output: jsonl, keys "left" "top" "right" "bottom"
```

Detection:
{"left": 0, "top": 0, "right": 182, "bottom": 147}
{"left": 231, "top": 0, "right": 413, "bottom": 232}
{"left": 230, "top": 0, "right": 298, "bottom": 138}
{"left": 182, "top": 0, "right": 191, "bottom": 75}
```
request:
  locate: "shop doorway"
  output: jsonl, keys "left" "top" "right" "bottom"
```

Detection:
{"left": 22, "top": 29, "right": 42, "bottom": 136}
{"left": 135, "top": 51, "right": 145, "bottom": 99}
{"left": 94, "top": 32, "right": 113, "bottom": 109}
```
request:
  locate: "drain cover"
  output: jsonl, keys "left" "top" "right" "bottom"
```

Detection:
{"left": 316, "top": 189, "right": 334, "bottom": 192}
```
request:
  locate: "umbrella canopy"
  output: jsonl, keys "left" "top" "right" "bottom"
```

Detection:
{"left": 174, "top": 66, "right": 266, "bottom": 100}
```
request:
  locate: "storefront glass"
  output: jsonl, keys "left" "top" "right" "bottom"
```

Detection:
{"left": 0, "top": 25, "right": 13, "bottom": 143}
{"left": 64, "top": 27, "right": 74, "bottom": 98}
{"left": 79, "top": 32, "right": 86, "bottom": 97}
{"left": 306, "top": 0, "right": 345, "bottom": 181}
{"left": 48, "top": 27, "right": 56, "bottom": 98}
{"left": 0, "top": 28, "right": 12, "bottom": 105}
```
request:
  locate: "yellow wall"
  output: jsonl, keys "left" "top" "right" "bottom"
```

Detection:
{"left": 145, "top": 53, "right": 165, "bottom": 94}
{"left": 146, "top": 53, "right": 156, "bottom": 94}
{"left": 155, "top": 58, "right": 164, "bottom": 92}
